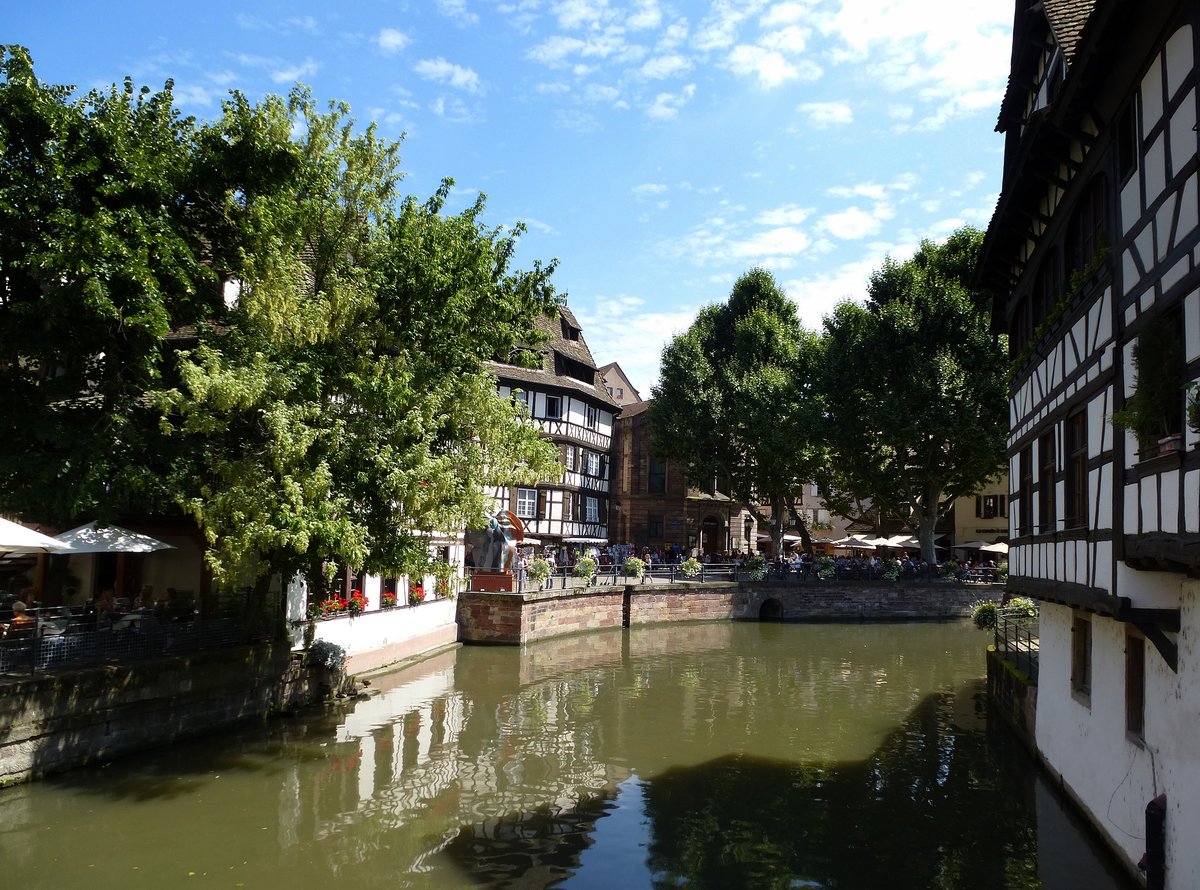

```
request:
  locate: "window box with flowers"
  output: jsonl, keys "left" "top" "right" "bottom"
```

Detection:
{"left": 408, "top": 584, "right": 426, "bottom": 606}
{"left": 316, "top": 595, "right": 348, "bottom": 619}
{"left": 347, "top": 589, "right": 367, "bottom": 615}
{"left": 381, "top": 591, "right": 398, "bottom": 609}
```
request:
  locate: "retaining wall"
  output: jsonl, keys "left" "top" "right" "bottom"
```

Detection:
{"left": 0, "top": 643, "right": 322, "bottom": 785}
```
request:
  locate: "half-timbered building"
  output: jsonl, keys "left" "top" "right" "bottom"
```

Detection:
{"left": 490, "top": 308, "right": 619, "bottom": 550}
{"left": 978, "top": 2, "right": 1200, "bottom": 886}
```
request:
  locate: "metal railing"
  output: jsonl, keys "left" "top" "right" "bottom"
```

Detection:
{"left": 994, "top": 610, "right": 1039, "bottom": 682}
{"left": 0, "top": 616, "right": 244, "bottom": 677}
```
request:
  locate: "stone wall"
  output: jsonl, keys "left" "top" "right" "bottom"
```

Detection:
{"left": 0, "top": 643, "right": 323, "bottom": 785}
{"left": 458, "top": 581, "right": 1001, "bottom": 644}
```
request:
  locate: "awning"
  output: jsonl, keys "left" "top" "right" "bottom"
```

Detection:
{"left": 0, "top": 516, "right": 72, "bottom": 553}
{"left": 519, "top": 537, "right": 542, "bottom": 546}
{"left": 53, "top": 521, "right": 174, "bottom": 554}
{"left": 562, "top": 537, "right": 608, "bottom": 544}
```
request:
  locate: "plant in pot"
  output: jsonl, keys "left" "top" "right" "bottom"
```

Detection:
{"left": 381, "top": 591, "right": 398, "bottom": 609}
{"left": 1111, "top": 316, "right": 1185, "bottom": 457}
{"left": 679, "top": 557, "right": 702, "bottom": 578}
{"left": 528, "top": 557, "right": 552, "bottom": 589}
{"left": 624, "top": 556, "right": 646, "bottom": 581}
{"left": 572, "top": 556, "right": 598, "bottom": 586}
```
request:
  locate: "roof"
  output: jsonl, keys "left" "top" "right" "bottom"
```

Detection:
{"left": 493, "top": 306, "right": 619, "bottom": 408}
{"left": 1043, "top": 0, "right": 1095, "bottom": 65}
{"left": 598, "top": 361, "right": 643, "bottom": 401}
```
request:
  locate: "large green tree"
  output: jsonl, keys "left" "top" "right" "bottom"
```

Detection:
{"left": 0, "top": 48, "right": 562, "bottom": 608}
{"left": 820, "top": 227, "right": 1007, "bottom": 563}
{"left": 651, "top": 268, "right": 825, "bottom": 555}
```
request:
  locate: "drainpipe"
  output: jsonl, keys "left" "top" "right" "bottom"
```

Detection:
{"left": 1138, "top": 794, "right": 1167, "bottom": 890}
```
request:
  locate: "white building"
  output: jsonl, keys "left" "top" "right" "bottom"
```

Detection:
{"left": 978, "top": 2, "right": 1200, "bottom": 888}
{"left": 490, "top": 308, "right": 620, "bottom": 550}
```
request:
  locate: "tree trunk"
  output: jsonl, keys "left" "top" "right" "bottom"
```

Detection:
{"left": 771, "top": 493, "right": 787, "bottom": 558}
{"left": 916, "top": 486, "right": 942, "bottom": 564}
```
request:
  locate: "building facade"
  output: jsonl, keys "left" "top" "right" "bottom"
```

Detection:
{"left": 978, "top": 2, "right": 1200, "bottom": 887}
{"left": 490, "top": 308, "right": 620, "bottom": 551}
{"left": 598, "top": 361, "right": 642, "bottom": 407}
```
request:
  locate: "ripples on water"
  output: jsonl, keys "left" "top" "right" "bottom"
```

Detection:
{"left": 0, "top": 620, "right": 1134, "bottom": 889}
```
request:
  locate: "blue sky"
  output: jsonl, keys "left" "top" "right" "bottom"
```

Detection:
{"left": 10, "top": 0, "right": 1012, "bottom": 397}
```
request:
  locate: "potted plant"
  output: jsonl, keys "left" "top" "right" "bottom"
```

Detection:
{"left": 881, "top": 558, "right": 901, "bottom": 582}
{"left": 624, "top": 556, "right": 646, "bottom": 580}
{"left": 679, "top": 557, "right": 702, "bottom": 578}
{"left": 431, "top": 560, "right": 456, "bottom": 599}
{"left": 1111, "top": 316, "right": 1185, "bottom": 456}
{"left": 318, "top": 595, "right": 347, "bottom": 618}
{"left": 381, "top": 591, "right": 398, "bottom": 609}
{"left": 528, "top": 557, "right": 552, "bottom": 589}
{"left": 408, "top": 584, "right": 425, "bottom": 606}
{"left": 745, "top": 554, "right": 768, "bottom": 581}
{"left": 347, "top": 589, "right": 367, "bottom": 615}
{"left": 816, "top": 556, "right": 836, "bottom": 580}
{"left": 572, "top": 556, "right": 598, "bottom": 585}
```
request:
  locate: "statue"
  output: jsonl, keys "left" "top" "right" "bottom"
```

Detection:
{"left": 466, "top": 511, "right": 524, "bottom": 591}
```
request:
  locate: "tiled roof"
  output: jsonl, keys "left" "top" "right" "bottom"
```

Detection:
{"left": 493, "top": 306, "right": 619, "bottom": 407}
{"left": 1043, "top": 0, "right": 1096, "bottom": 64}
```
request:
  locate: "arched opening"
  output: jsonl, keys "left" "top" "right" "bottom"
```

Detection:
{"left": 759, "top": 598, "right": 784, "bottom": 621}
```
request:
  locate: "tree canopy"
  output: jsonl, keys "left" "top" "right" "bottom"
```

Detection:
{"left": 650, "top": 268, "right": 825, "bottom": 554}
{"left": 820, "top": 227, "right": 1007, "bottom": 562}
{"left": 0, "top": 46, "right": 562, "bottom": 599}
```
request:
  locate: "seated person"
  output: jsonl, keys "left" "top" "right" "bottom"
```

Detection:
{"left": 5, "top": 601, "right": 37, "bottom": 637}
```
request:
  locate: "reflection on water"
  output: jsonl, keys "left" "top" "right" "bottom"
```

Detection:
{"left": 0, "top": 621, "right": 1134, "bottom": 889}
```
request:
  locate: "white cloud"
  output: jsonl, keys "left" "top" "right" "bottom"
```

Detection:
{"left": 693, "top": 2, "right": 761, "bottom": 53}
{"left": 415, "top": 58, "right": 483, "bottom": 93}
{"left": 826, "top": 182, "right": 887, "bottom": 200}
{"left": 640, "top": 54, "right": 691, "bottom": 79}
{"left": 761, "top": 2, "right": 815, "bottom": 28}
{"left": 628, "top": 0, "right": 662, "bottom": 30}
{"left": 378, "top": 28, "right": 410, "bottom": 55}
{"left": 438, "top": 0, "right": 479, "bottom": 25}
{"left": 584, "top": 83, "right": 622, "bottom": 104}
{"left": 732, "top": 225, "right": 812, "bottom": 257}
{"left": 271, "top": 59, "right": 319, "bottom": 84}
{"left": 797, "top": 101, "right": 852, "bottom": 128}
{"left": 554, "top": 0, "right": 611, "bottom": 30}
{"left": 574, "top": 295, "right": 700, "bottom": 396}
{"left": 818, "top": 206, "right": 893, "bottom": 240}
{"left": 755, "top": 204, "right": 812, "bottom": 226}
{"left": 727, "top": 45, "right": 811, "bottom": 88}
{"left": 646, "top": 84, "right": 695, "bottom": 120}
{"left": 760, "top": 24, "right": 810, "bottom": 54}
{"left": 527, "top": 32, "right": 630, "bottom": 65}
{"left": 633, "top": 182, "right": 669, "bottom": 198}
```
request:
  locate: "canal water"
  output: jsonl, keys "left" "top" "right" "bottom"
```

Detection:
{"left": 0, "top": 620, "right": 1134, "bottom": 889}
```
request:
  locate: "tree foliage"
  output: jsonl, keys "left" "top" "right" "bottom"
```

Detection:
{"left": 820, "top": 227, "right": 1007, "bottom": 562}
{"left": 0, "top": 47, "right": 562, "bottom": 600}
{"left": 651, "top": 268, "right": 825, "bottom": 554}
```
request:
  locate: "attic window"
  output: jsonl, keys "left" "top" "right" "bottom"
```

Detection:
{"left": 560, "top": 318, "right": 581, "bottom": 341}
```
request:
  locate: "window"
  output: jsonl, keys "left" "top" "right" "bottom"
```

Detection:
{"left": 512, "top": 389, "right": 528, "bottom": 409}
{"left": 564, "top": 446, "right": 575, "bottom": 470}
{"left": 585, "top": 451, "right": 600, "bottom": 476}
{"left": 647, "top": 514, "right": 664, "bottom": 539}
{"left": 516, "top": 488, "right": 538, "bottom": 519}
{"left": 1018, "top": 446, "right": 1033, "bottom": 536}
{"left": 586, "top": 405, "right": 599, "bottom": 429}
{"left": 1065, "top": 410, "right": 1088, "bottom": 529}
{"left": 1038, "top": 430, "right": 1056, "bottom": 534}
{"left": 1071, "top": 615, "right": 1092, "bottom": 700}
{"left": 616, "top": 387, "right": 623, "bottom": 398}
{"left": 648, "top": 456, "right": 666, "bottom": 494}
{"left": 545, "top": 395, "right": 562, "bottom": 419}
{"left": 585, "top": 496, "right": 599, "bottom": 523}
{"left": 1032, "top": 249, "right": 1061, "bottom": 329}
{"left": 976, "top": 494, "right": 1007, "bottom": 519}
{"left": 1067, "top": 176, "right": 1109, "bottom": 276}
{"left": 1126, "top": 634, "right": 1145, "bottom": 737}
{"left": 606, "top": 386, "right": 613, "bottom": 396}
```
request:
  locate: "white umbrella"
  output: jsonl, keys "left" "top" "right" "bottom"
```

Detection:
{"left": 980, "top": 541, "right": 1009, "bottom": 554}
{"left": 955, "top": 540, "right": 990, "bottom": 550}
{"left": 53, "top": 521, "right": 174, "bottom": 554}
{"left": 0, "top": 516, "right": 73, "bottom": 553}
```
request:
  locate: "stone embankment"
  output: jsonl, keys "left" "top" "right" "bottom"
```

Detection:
{"left": 458, "top": 580, "right": 1001, "bottom": 645}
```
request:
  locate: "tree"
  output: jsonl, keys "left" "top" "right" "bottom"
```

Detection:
{"left": 820, "top": 227, "right": 1007, "bottom": 563}
{"left": 0, "top": 49, "right": 564, "bottom": 615}
{"left": 651, "top": 268, "right": 825, "bottom": 555}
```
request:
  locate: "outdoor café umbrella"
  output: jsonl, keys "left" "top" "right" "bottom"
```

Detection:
{"left": 980, "top": 541, "right": 1010, "bottom": 555}
{"left": 52, "top": 521, "right": 174, "bottom": 554}
{"left": 0, "top": 516, "right": 73, "bottom": 553}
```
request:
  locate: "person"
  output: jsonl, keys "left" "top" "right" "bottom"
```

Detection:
{"left": 5, "top": 600, "right": 37, "bottom": 637}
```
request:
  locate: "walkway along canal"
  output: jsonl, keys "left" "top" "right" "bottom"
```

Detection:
{"left": 0, "top": 619, "right": 1134, "bottom": 889}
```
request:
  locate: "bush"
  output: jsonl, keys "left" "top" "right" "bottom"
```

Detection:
{"left": 995, "top": 561, "right": 1009, "bottom": 581}
{"left": 816, "top": 556, "right": 836, "bottom": 580}
{"left": 881, "top": 558, "right": 901, "bottom": 582}
{"left": 573, "top": 557, "right": 597, "bottom": 580}
{"left": 308, "top": 639, "right": 346, "bottom": 671}
{"left": 745, "top": 554, "right": 768, "bottom": 581}
{"left": 971, "top": 600, "right": 998, "bottom": 630}
{"left": 679, "top": 557, "right": 702, "bottom": 577}
{"left": 941, "top": 559, "right": 960, "bottom": 580}
{"left": 1003, "top": 596, "right": 1038, "bottom": 619}
{"left": 528, "top": 557, "right": 552, "bottom": 583}
{"left": 624, "top": 556, "right": 646, "bottom": 579}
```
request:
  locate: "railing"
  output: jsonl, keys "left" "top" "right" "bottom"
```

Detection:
{"left": 473, "top": 560, "right": 988, "bottom": 592}
{"left": 994, "top": 610, "right": 1039, "bottom": 682}
{"left": 0, "top": 615, "right": 244, "bottom": 677}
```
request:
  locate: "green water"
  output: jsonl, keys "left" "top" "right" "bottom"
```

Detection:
{"left": 0, "top": 621, "right": 1134, "bottom": 889}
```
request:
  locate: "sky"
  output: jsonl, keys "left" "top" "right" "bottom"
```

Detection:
{"left": 9, "top": 0, "right": 1013, "bottom": 398}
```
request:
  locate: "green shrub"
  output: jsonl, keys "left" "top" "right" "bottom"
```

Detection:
{"left": 308, "top": 639, "right": 346, "bottom": 671}
{"left": 679, "top": 557, "right": 702, "bottom": 578}
{"left": 971, "top": 600, "right": 998, "bottom": 631}
{"left": 745, "top": 554, "right": 768, "bottom": 581}
{"left": 572, "top": 557, "right": 597, "bottom": 580}
{"left": 941, "top": 559, "right": 959, "bottom": 580}
{"left": 1003, "top": 596, "right": 1038, "bottom": 619}
{"left": 528, "top": 557, "right": 552, "bottom": 583}
{"left": 995, "top": 561, "right": 1009, "bottom": 581}
{"left": 624, "top": 557, "right": 646, "bottom": 579}
{"left": 881, "top": 558, "right": 901, "bottom": 582}
{"left": 816, "top": 556, "right": 836, "bottom": 580}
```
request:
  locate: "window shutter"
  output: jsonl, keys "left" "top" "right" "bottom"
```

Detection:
{"left": 975, "top": 497, "right": 983, "bottom": 518}
{"left": 600, "top": 455, "right": 609, "bottom": 479}
{"left": 538, "top": 490, "right": 547, "bottom": 519}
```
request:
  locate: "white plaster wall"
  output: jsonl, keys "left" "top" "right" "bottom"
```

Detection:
{"left": 313, "top": 597, "right": 457, "bottom": 661}
{"left": 1038, "top": 580, "right": 1200, "bottom": 889}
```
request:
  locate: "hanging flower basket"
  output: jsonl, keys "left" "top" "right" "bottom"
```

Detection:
{"left": 381, "top": 591, "right": 398, "bottom": 609}
{"left": 408, "top": 585, "right": 426, "bottom": 606}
